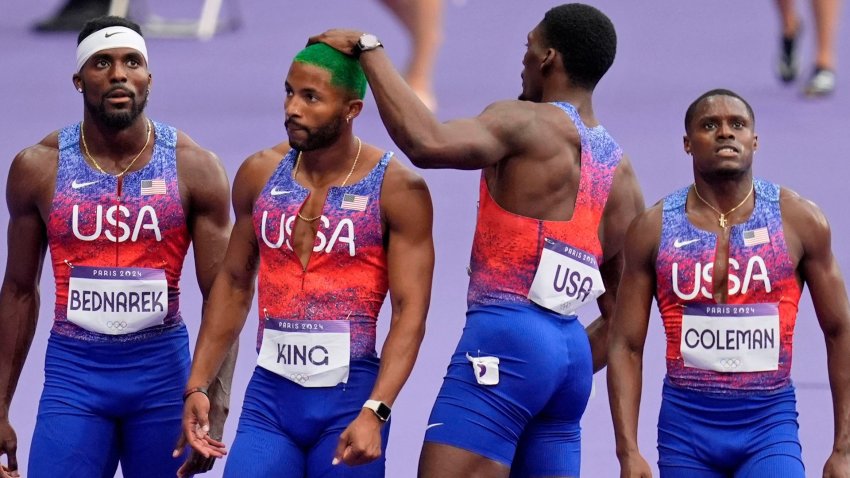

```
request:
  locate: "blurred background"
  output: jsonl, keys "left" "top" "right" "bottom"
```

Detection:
{"left": 1, "top": 0, "right": 848, "bottom": 476}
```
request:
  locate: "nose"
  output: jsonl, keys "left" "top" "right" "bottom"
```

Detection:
{"left": 716, "top": 121, "right": 735, "bottom": 139}
{"left": 285, "top": 95, "right": 301, "bottom": 118}
{"left": 109, "top": 62, "right": 128, "bottom": 83}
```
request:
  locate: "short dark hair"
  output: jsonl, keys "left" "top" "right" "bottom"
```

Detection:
{"left": 684, "top": 89, "right": 755, "bottom": 133}
{"left": 539, "top": 3, "right": 617, "bottom": 90}
{"left": 78, "top": 16, "right": 143, "bottom": 44}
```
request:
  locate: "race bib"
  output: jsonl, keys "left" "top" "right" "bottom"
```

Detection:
{"left": 528, "top": 237, "right": 605, "bottom": 315}
{"left": 67, "top": 266, "right": 167, "bottom": 335}
{"left": 681, "top": 304, "right": 780, "bottom": 373}
{"left": 257, "top": 319, "right": 350, "bottom": 388}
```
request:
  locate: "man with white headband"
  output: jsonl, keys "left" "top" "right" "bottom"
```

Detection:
{"left": 0, "top": 15, "right": 235, "bottom": 478}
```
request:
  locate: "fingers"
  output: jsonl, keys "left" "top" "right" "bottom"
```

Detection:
{"left": 332, "top": 431, "right": 348, "bottom": 466}
{"left": 0, "top": 465, "right": 19, "bottom": 478}
{"left": 331, "top": 430, "right": 381, "bottom": 467}
{"left": 172, "top": 432, "right": 187, "bottom": 458}
{"left": 177, "top": 450, "right": 219, "bottom": 478}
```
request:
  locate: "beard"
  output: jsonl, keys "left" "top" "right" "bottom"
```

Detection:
{"left": 86, "top": 88, "right": 148, "bottom": 129}
{"left": 286, "top": 116, "right": 345, "bottom": 152}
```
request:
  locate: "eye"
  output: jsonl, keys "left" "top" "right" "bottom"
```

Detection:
{"left": 127, "top": 58, "right": 140, "bottom": 68}
{"left": 732, "top": 120, "right": 745, "bottom": 129}
{"left": 306, "top": 93, "right": 319, "bottom": 102}
{"left": 95, "top": 58, "right": 109, "bottom": 68}
{"left": 284, "top": 88, "right": 294, "bottom": 97}
{"left": 703, "top": 121, "right": 717, "bottom": 130}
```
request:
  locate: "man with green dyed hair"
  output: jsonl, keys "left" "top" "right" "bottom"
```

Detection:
{"left": 179, "top": 41, "right": 435, "bottom": 477}
{"left": 294, "top": 43, "right": 368, "bottom": 100}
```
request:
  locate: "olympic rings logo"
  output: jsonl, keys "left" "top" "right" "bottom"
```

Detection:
{"left": 719, "top": 358, "right": 742, "bottom": 369}
{"left": 289, "top": 373, "right": 310, "bottom": 384}
{"left": 106, "top": 321, "right": 129, "bottom": 330}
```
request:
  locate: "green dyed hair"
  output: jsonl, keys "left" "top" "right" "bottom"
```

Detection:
{"left": 293, "top": 43, "right": 367, "bottom": 100}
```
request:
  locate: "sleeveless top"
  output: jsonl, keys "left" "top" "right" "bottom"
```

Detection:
{"left": 48, "top": 121, "right": 190, "bottom": 342}
{"left": 253, "top": 149, "right": 392, "bottom": 359}
{"left": 656, "top": 179, "right": 801, "bottom": 395}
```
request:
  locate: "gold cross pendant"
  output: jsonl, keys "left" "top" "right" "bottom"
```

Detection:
{"left": 718, "top": 214, "right": 728, "bottom": 229}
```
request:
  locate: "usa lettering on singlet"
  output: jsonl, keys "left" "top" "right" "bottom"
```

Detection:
{"left": 528, "top": 237, "right": 605, "bottom": 315}
{"left": 257, "top": 317, "right": 351, "bottom": 387}
{"left": 66, "top": 265, "right": 168, "bottom": 334}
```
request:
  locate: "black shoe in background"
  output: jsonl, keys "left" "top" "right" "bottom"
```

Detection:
{"left": 32, "top": 0, "right": 111, "bottom": 33}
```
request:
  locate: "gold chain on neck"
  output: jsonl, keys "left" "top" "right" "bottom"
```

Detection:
{"left": 692, "top": 181, "right": 754, "bottom": 230}
{"left": 293, "top": 136, "right": 362, "bottom": 222}
{"left": 80, "top": 119, "right": 152, "bottom": 178}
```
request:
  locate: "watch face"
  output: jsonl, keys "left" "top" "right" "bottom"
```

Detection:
{"left": 376, "top": 402, "right": 391, "bottom": 421}
{"left": 359, "top": 34, "right": 381, "bottom": 51}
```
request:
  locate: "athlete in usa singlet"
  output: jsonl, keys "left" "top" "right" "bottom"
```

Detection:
{"left": 29, "top": 121, "right": 193, "bottom": 477}
{"left": 425, "top": 102, "right": 622, "bottom": 476}
{"left": 223, "top": 150, "right": 392, "bottom": 477}
{"left": 654, "top": 179, "right": 805, "bottom": 477}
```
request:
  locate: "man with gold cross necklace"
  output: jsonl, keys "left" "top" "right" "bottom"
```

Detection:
{"left": 0, "top": 15, "right": 235, "bottom": 478}
{"left": 608, "top": 89, "right": 850, "bottom": 477}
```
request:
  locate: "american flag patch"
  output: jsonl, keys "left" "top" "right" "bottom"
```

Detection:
{"left": 742, "top": 227, "right": 770, "bottom": 247}
{"left": 341, "top": 193, "right": 368, "bottom": 211}
{"left": 141, "top": 179, "right": 166, "bottom": 196}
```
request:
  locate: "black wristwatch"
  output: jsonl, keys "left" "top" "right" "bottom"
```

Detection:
{"left": 354, "top": 33, "right": 383, "bottom": 57}
{"left": 363, "top": 399, "right": 391, "bottom": 422}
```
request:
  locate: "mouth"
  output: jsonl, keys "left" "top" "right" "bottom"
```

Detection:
{"left": 715, "top": 145, "right": 739, "bottom": 156}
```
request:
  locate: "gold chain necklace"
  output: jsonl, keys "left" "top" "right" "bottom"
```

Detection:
{"left": 692, "top": 181, "right": 754, "bottom": 230}
{"left": 293, "top": 136, "right": 362, "bottom": 222}
{"left": 80, "top": 119, "right": 152, "bottom": 177}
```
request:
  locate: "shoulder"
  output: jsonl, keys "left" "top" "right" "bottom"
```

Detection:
{"left": 7, "top": 132, "right": 61, "bottom": 211}
{"left": 382, "top": 153, "right": 429, "bottom": 194}
{"left": 779, "top": 186, "right": 828, "bottom": 230}
{"left": 231, "top": 142, "right": 289, "bottom": 206}
{"left": 779, "top": 186, "right": 832, "bottom": 255}
{"left": 173, "top": 130, "right": 229, "bottom": 195}
{"left": 174, "top": 130, "right": 222, "bottom": 170}
{"left": 235, "top": 142, "right": 289, "bottom": 183}
{"left": 10, "top": 132, "right": 60, "bottom": 184}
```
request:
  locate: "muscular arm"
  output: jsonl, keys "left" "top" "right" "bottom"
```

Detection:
{"left": 784, "top": 192, "right": 850, "bottom": 473}
{"left": 334, "top": 160, "right": 434, "bottom": 466}
{"left": 606, "top": 207, "right": 660, "bottom": 473}
{"left": 310, "top": 30, "right": 527, "bottom": 170}
{"left": 586, "top": 155, "right": 645, "bottom": 371}
{"left": 179, "top": 139, "right": 237, "bottom": 439}
{"left": 179, "top": 152, "right": 269, "bottom": 460}
{"left": 0, "top": 145, "right": 53, "bottom": 472}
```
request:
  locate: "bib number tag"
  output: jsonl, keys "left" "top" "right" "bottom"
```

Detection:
{"left": 528, "top": 238, "right": 605, "bottom": 315}
{"left": 257, "top": 319, "right": 350, "bottom": 387}
{"left": 681, "top": 304, "right": 780, "bottom": 372}
{"left": 66, "top": 266, "right": 167, "bottom": 335}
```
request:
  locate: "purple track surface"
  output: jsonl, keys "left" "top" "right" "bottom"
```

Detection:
{"left": 1, "top": 1, "right": 848, "bottom": 476}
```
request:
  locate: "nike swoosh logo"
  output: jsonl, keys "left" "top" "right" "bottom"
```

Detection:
{"left": 104, "top": 31, "right": 124, "bottom": 38}
{"left": 426, "top": 423, "right": 444, "bottom": 431}
{"left": 270, "top": 188, "right": 292, "bottom": 196}
{"left": 71, "top": 179, "right": 99, "bottom": 189}
{"left": 673, "top": 238, "right": 700, "bottom": 248}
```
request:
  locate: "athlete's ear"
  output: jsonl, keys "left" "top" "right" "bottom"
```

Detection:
{"left": 345, "top": 99, "right": 364, "bottom": 122}
{"left": 683, "top": 135, "right": 691, "bottom": 155}
{"left": 540, "top": 48, "right": 557, "bottom": 72}
{"left": 752, "top": 134, "right": 758, "bottom": 152}
{"left": 72, "top": 74, "right": 83, "bottom": 93}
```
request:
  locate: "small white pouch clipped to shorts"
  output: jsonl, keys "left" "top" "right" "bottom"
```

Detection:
{"left": 466, "top": 352, "right": 499, "bottom": 386}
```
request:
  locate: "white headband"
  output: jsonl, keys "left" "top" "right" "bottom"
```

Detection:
{"left": 76, "top": 26, "right": 148, "bottom": 72}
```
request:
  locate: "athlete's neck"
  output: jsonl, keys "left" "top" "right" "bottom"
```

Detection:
{"left": 80, "top": 114, "right": 151, "bottom": 159}
{"left": 296, "top": 134, "right": 361, "bottom": 185}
